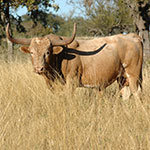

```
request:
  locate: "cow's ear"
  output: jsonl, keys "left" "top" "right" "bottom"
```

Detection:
{"left": 20, "top": 46, "right": 30, "bottom": 53}
{"left": 53, "top": 46, "right": 63, "bottom": 54}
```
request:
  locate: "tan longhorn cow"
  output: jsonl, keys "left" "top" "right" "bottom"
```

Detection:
{"left": 6, "top": 24, "right": 143, "bottom": 99}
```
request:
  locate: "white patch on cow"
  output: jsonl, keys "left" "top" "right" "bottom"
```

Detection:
{"left": 120, "top": 86, "right": 131, "bottom": 100}
{"left": 122, "top": 63, "right": 127, "bottom": 68}
{"left": 137, "top": 85, "right": 142, "bottom": 93}
{"left": 35, "top": 38, "right": 41, "bottom": 44}
{"left": 126, "top": 73, "right": 130, "bottom": 78}
{"left": 84, "top": 84, "right": 95, "bottom": 88}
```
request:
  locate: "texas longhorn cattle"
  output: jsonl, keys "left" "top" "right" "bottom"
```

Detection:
{"left": 6, "top": 24, "right": 143, "bottom": 99}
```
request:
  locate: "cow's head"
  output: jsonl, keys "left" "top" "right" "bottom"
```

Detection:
{"left": 6, "top": 23, "right": 77, "bottom": 74}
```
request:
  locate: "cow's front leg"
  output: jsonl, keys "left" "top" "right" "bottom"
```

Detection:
{"left": 66, "top": 74, "right": 77, "bottom": 92}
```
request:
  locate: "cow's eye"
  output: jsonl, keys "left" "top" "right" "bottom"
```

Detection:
{"left": 47, "top": 51, "right": 50, "bottom": 55}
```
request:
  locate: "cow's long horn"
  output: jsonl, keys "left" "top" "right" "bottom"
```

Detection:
{"left": 52, "top": 23, "right": 77, "bottom": 46}
{"left": 6, "top": 24, "right": 31, "bottom": 45}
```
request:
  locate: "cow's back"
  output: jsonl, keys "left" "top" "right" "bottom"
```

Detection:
{"left": 76, "top": 34, "right": 143, "bottom": 88}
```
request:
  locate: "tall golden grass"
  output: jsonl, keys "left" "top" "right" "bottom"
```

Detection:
{"left": 0, "top": 57, "right": 150, "bottom": 150}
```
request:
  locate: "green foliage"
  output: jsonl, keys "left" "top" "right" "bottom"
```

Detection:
{"left": 85, "top": 0, "right": 135, "bottom": 35}
{"left": 15, "top": 14, "right": 89, "bottom": 37}
{"left": 0, "top": 0, "right": 58, "bottom": 37}
{"left": 0, "top": 0, "right": 143, "bottom": 43}
{"left": 0, "top": 0, "right": 58, "bottom": 11}
{"left": 68, "top": 0, "right": 135, "bottom": 36}
{"left": 55, "top": 17, "right": 89, "bottom": 37}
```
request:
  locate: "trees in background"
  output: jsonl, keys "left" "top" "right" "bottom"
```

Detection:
{"left": 0, "top": 0, "right": 58, "bottom": 60}
{"left": 124, "top": 0, "right": 150, "bottom": 51}
{"left": 68, "top": 0, "right": 135, "bottom": 35}
{"left": 0, "top": 0, "right": 150, "bottom": 60}
{"left": 68, "top": 0, "right": 150, "bottom": 53}
{"left": 0, "top": 0, "right": 58, "bottom": 33}
{"left": 20, "top": 14, "right": 88, "bottom": 37}
{"left": 0, "top": 0, "right": 137, "bottom": 38}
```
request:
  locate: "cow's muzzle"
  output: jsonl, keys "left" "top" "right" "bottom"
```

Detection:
{"left": 35, "top": 67, "right": 45, "bottom": 74}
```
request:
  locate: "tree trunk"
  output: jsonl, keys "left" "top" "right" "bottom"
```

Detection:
{"left": 124, "top": 0, "right": 150, "bottom": 57}
{"left": 5, "top": 1, "right": 13, "bottom": 61}
{"left": 6, "top": 37, "right": 13, "bottom": 61}
{"left": 135, "top": 12, "right": 150, "bottom": 52}
{"left": 139, "top": 28, "right": 150, "bottom": 59}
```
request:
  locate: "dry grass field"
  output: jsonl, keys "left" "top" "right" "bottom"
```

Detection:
{"left": 0, "top": 56, "right": 150, "bottom": 150}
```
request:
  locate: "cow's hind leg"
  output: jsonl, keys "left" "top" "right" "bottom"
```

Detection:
{"left": 128, "top": 75, "right": 141, "bottom": 99}
{"left": 117, "top": 76, "right": 131, "bottom": 100}
{"left": 123, "top": 62, "right": 142, "bottom": 99}
{"left": 120, "top": 86, "right": 131, "bottom": 100}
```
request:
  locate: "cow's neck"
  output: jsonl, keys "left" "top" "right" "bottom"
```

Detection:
{"left": 44, "top": 51, "right": 65, "bottom": 81}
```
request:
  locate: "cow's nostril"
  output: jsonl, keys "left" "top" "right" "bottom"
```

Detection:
{"left": 35, "top": 67, "right": 44, "bottom": 74}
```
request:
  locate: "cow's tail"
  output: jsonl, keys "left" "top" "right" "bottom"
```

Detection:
{"left": 138, "top": 34, "right": 144, "bottom": 91}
